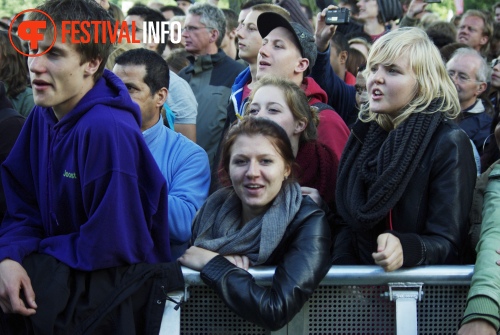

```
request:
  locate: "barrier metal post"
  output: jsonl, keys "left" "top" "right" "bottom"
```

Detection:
{"left": 159, "top": 289, "right": 186, "bottom": 335}
{"left": 383, "top": 282, "right": 424, "bottom": 335}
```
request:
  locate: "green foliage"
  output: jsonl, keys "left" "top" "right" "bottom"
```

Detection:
{"left": 464, "top": 0, "right": 496, "bottom": 11}
{"left": 425, "top": 0, "right": 455, "bottom": 20}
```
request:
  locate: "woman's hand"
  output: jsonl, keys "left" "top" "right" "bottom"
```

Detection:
{"left": 372, "top": 233, "right": 403, "bottom": 272}
{"left": 178, "top": 246, "right": 219, "bottom": 271}
{"left": 224, "top": 255, "right": 250, "bottom": 270}
{"left": 301, "top": 187, "right": 324, "bottom": 207}
{"left": 179, "top": 247, "right": 250, "bottom": 271}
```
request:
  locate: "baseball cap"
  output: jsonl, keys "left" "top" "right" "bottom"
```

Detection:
{"left": 257, "top": 12, "right": 317, "bottom": 74}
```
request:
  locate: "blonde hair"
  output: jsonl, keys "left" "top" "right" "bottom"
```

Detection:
{"left": 246, "top": 76, "right": 319, "bottom": 142}
{"left": 360, "top": 27, "right": 460, "bottom": 130}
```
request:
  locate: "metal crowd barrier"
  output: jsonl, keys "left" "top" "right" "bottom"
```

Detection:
{"left": 162, "top": 265, "right": 474, "bottom": 335}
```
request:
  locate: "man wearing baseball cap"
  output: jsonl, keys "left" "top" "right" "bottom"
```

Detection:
{"left": 256, "top": 11, "right": 350, "bottom": 162}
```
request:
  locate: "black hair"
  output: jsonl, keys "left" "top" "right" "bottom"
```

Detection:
{"left": 115, "top": 48, "right": 170, "bottom": 94}
{"left": 331, "top": 31, "right": 349, "bottom": 53}
{"left": 160, "top": 5, "right": 185, "bottom": 17}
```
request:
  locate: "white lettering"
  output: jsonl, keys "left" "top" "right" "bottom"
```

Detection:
{"left": 170, "top": 21, "right": 181, "bottom": 44}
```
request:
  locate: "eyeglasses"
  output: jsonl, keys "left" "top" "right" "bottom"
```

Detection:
{"left": 181, "top": 25, "right": 214, "bottom": 33}
{"left": 492, "top": 58, "right": 500, "bottom": 69}
{"left": 447, "top": 71, "right": 481, "bottom": 84}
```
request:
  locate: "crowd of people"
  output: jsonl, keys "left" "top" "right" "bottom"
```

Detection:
{"left": 0, "top": 0, "right": 499, "bottom": 333}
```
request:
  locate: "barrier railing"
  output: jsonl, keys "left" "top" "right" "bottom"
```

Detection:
{"left": 162, "top": 265, "right": 474, "bottom": 335}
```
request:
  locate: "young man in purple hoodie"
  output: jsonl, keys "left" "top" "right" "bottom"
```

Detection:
{"left": 0, "top": 0, "right": 182, "bottom": 333}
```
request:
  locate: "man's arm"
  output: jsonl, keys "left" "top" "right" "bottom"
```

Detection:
{"left": 311, "top": 6, "right": 357, "bottom": 125}
{"left": 0, "top": 116, "right": 45, "bottom": 264}
{"left": 51, "top": 121, "right": 172, "bottom": 270}
{"left": 399, "top": 0, "right": 428, "bottom": 28}
{"left": 168, "top": 71, "right": 198, "bottom": 142}
{"left": 459, "top": 164, "right": 500, "bottom": 333}
{"left": 167, "top": 143, "right": 210, "bottom": 244}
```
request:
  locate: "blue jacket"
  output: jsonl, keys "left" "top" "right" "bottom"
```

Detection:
{"left": 229, "top": 66, "right": 252, "bottom": 120}
{"left": 143, "top": 118, "right": 210, "bottom": 259}
{"left": 0, "top": 70, "right": 171, "bottom": 270}
{"left": 459, "top": 99, "right": 493, "bottom": 155}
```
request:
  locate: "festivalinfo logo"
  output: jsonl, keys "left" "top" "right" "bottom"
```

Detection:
{"left": 9, "top": 9, "right": 181, "bottom": 57}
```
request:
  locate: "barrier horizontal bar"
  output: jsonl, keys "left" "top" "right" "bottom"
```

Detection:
{"left": 181, "top": 265, "right": 474, "bottom": 286}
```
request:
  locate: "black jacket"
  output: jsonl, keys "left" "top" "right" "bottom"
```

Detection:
{"left": 333, "top": 118, "right": 477, "bottom": 266}
{"left": 200, "top": 196, "right": 331, "bottom": 331}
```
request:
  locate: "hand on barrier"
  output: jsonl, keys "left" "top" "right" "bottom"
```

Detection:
{"left": 224, "top": 255, "right": 250, "bottom": 271}
{"left": 372, "top": 233, "right": 403, "bottom": 272}
{"left": 178, "top": 246, "right": 218, "bottom": 271}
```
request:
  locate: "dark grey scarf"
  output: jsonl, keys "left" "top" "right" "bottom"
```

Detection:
{"left": 192, "top": 182, "right": 303, "bottom": 265}
{"left": 336, "top": 103, "right": 445, "bottom": 231}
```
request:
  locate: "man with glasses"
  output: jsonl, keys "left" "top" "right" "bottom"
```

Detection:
{"left": 178, "top": 3, "right": 245, "bottom": 167}
{"left": 446, "top": 47, "right": 493, "bottom": 155}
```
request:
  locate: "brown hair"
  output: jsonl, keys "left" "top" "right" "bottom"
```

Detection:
{"left": 0, "top": 31, "right": 29, "bottom": 97}
{"left": 346, "top": 47, "right": 366, "bottom": 76}
{"left": 28, "top": 0, "right": 114, "bottom": 83}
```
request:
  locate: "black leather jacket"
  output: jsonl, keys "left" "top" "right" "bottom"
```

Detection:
{"left": 333, "top": 118, "right": 477, "bottom": 266}
{"left": 200, "top": 196, "right": 331, "bottom": 331}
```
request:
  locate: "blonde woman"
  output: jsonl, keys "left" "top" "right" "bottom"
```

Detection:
{"left": 334, "top": 27, "right": 476, "bottom": 271}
